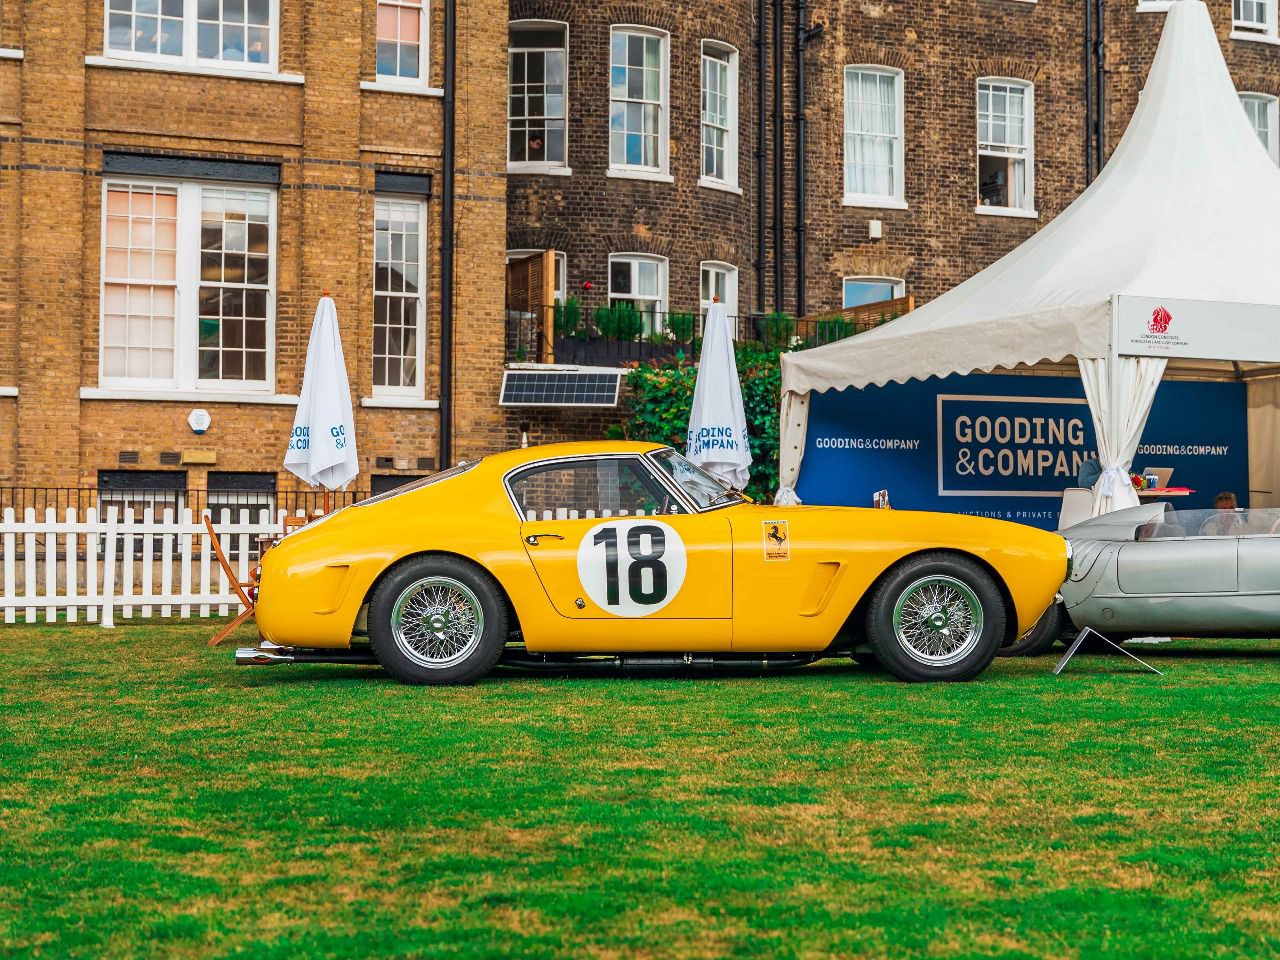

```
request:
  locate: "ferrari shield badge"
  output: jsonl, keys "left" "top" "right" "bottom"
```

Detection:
{"left": 762, "top": 520, "right": 790, "bottom": 561}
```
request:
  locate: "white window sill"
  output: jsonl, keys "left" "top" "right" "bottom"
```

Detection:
{"left": 0, "top": 48, "right": 23, "bottom": 61}
{"left": 81, "top": 386, "right": 299, "bottom": 405}
{"left": 1230, "top": 30, "right": 1280, "bottom": 45}
{"left": 85, "top": 55, "right": 304, "bottom": 84}
{"left": 508, "top": 163, "right": 573, "bottom": 176}
{"left": 1136, "top": 1, "right": 1173, "bottom": 10}
{"left": 0, "top": 386, "right": 16, "bottom": 397}
{"left": 606, "top": 168, "right": 675, "bottom": 184}
{"left": 975, "top": 205, "right": 1039, "bottom": 219}
{"left": 698, "top": 177, "right": 743, "bottom": 195}
{"left": 360, "top": 396, "right": 441, "bottom": 409}
{"left": 360, "top": 79, "right": 444, "bottom": 97}
{"left": 843, "top": 195, "right": 908, "bottom": 210}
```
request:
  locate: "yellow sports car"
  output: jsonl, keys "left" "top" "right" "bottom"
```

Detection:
{"left": 242, "top": 442, "right": 1069, "bottom": 683}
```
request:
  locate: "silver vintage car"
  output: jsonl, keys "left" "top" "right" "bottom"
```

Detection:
{"left": 1005, "top": 502, "right": 1280, "bottom": 655}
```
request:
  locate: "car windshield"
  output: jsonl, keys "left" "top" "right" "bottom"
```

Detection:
{"left": 649, "top": 448, "right": 743, "bottom": 510}
{"left": 1138, "top": 507, "right": 1280, "bottom": 540}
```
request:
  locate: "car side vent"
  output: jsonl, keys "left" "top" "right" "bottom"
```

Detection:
{"left": 375, "top": 456, "right": 395, "bottom": 469}
{"left": 117, "top": 450, "right": 140, "bottom": 465}
{"left": 158, "top": 451, "right": 181, "bottom": 465}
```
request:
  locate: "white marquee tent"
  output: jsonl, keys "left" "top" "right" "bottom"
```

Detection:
{"left": 777, "top": 0, "right": 1280, "bottom": 513}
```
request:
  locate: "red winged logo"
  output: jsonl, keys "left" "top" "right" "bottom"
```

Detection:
{"left": 1148, "top": 306, "right": 1173, "bottom": 334}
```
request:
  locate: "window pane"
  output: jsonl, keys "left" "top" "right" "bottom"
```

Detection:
{"left": 107, "top": 0, "right": 184, "bottom": 56}
{"left": 373, "top": 198, "right": 426, "bottom": 390}
{"left": 198, "top": 187, "right": 272, "bottom": 383}
{"left": 843, "top": 279, "right": 897, "bottom": 309}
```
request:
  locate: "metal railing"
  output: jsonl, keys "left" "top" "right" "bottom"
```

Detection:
{"left": 505, "top": 296, "right": 914, "bottom": 366}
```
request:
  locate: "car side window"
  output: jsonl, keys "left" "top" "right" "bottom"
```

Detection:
{"left": 509, "top": 458, "right": 677, "bottom": 521}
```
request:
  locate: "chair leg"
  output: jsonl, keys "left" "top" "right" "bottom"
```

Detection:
{"left": 208, "top": 607, "right": 255, "bottom": 647}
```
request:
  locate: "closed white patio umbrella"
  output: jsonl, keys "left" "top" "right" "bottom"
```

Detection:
{"left": 284, "top": 295, "right": 359, "bottom": 496}
{"left": 686, "top": 302, "right": 752, "bottom": 490}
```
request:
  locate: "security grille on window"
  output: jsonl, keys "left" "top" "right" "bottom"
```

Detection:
{"left": 105, "top": 0, "right": 276, "bottom": 68}
{"left": 1235, "top": 0, "right": 1273, "bottom": 33}
{"left": 977, "top": 79, "right": 1034, "bottom": 212}
{"left": 701, "top": 44, "right": 736, "bottom": 185}
{"left": 609, "top": 28, "right": 666, "bottom": 171}
{"left": 373, "top": 197, "right": 426, "bottom": 395}
{"left": 101, "top": 179, "right": 275, "bottom": 391}
{"left": 377, "top": 0, "right": 426, "bottom": 80}
{"left": 1242, "top": 94, "right": 1280, "bottom": 163}
{"left": 844, "top": 67, "right": 903, "bottom": 203}
{"left": 609, "top": 254, "right": 666, "bottom": 334}
{"left": 508, "top": 22, "right": 567, "bottom": 166}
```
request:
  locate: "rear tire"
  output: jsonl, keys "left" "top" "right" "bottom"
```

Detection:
{"left": 998, "top": 602, "right": 1069, "bottom": 657}
{"left": 369, "top": 555, "right": 507, "bottom": 685}
{"left": 866, "top": 553, "right": 1006, "bottom": 682}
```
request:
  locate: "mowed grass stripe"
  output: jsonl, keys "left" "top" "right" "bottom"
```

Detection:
{"left": 2, "top": 622, "right": 1279, "bottom": 958}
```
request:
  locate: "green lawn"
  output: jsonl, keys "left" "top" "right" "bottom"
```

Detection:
{"left": 2, "top": 622, "right": 1280, "bottom": 959}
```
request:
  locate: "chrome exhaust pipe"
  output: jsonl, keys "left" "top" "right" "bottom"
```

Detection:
{"left": 235, "top": 641, "right": 377, "bottom": 666}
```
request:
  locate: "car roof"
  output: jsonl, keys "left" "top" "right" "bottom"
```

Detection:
{"left": 473, "top": 440, "right": 669, "bottom": 473}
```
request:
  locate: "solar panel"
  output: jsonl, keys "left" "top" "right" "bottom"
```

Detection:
{"left": 500, "top": 370, "right": 623, "bottom": 407}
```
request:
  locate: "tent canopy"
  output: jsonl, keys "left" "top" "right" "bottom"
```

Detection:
{"left": 781, "top": 0, "right": 1280, "bottom": 399}
{"left": 777, "top": 0, "right": 1280, "bottom": 511}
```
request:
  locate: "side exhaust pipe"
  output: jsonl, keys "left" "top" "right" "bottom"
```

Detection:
{"left": 235, "top": 641, "right": 377, "bottom": 666}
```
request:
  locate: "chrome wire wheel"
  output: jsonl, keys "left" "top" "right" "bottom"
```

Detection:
{"left": 892, "top": 575, "right": 985, "bottom": 667}
{"left": 390, "top": 576, "right": 485, "bottom": 670}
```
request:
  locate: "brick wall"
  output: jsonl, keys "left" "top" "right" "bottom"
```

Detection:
{"left": 0, "top": 0, "right": 511, "bottom": 494}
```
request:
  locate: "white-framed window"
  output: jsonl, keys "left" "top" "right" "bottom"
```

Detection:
{"left": 376, "top": 0, "right": 428, "bottom": 83}
{"left": 842, "top": 276, "right": 904, "bottom": 309}
{"left": 1234, "top": 0, "right": 1276, "bottom": 37}
{"left": 508, "top": 21, "right": 568, "bottom": 171}
{"left": 843, "top": 66, "right": 905, "bottom": 208}
{"left": 699, "top": 261, "right": 738, "bottom": 331}
{"left": 700, "top": 42, "right": 738, "bottom": 190}
{"left": 608, "top": 253, "right": 667, "bottom": 332}
{"left": 104, "top": 0, "right": 279, "bottom": 72}
{"left": 609, "top": 26, "right": 670, "bottom": 177}
{"left": 1241, "top": 93, "right": 1280, "bottom": 163}
{"left": 977, "top": 78, "right": 1035, "bottom": 214}
{"left": 100, "top": 178, "right": 276, "bottom": 392}
{"left": 373, "top": 197, "right": 427, "bottom": 397}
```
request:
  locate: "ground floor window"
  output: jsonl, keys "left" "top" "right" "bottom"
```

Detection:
{"left": 608, "top": 253, "right": 667, "bottom": 335}
{"left": 373, "top": 196, "right": 428, "bottom": 397}
{"left": 100, "top": 178, "right": 276, "bottom": 392}
{"left": 699, "top": 261, "right": 738, "bottom": 335}
{"left": 1241, "top": 93, "right": 1279, "bottom": 164}
{"left": 842, "top": 276, "right": 905, "bottom": 309}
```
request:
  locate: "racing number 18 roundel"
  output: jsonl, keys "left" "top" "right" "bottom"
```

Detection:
{"left": 576, "top": 519, "right": 688, "bottom": 617}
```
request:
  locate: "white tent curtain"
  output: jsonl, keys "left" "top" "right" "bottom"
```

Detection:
{"left": 775, "top": 390, "right": 810, "bottom": 505}
{"left": 1079, "top": 356, "right": 1168, "bottom": 515}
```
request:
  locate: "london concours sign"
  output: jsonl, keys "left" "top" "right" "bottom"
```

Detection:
{"left": 797, "top": 373, "right": 1247, "bottom": 530}
{"left": 1115, "top": 295, "right": 1280, "bottom": 362}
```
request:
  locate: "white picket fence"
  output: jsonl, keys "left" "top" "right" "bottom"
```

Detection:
{"left": 0, "top": 506, "right": 288, "bottom": 626}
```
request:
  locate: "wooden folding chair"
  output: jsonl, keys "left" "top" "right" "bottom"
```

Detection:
{"left": 204, "top": 513, "right": 258, "bottom": 647}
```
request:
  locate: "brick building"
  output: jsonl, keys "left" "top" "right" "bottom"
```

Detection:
{"left": 0, "top": 0, "right": 510, "bottom": 508}
{"left": 502, "top": 0, "right": 1280, "bottom": 432}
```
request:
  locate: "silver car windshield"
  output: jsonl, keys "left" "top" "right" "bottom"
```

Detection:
{"left": 1139, "top": 508, "right": 1280, "bottom": 539}
{"left": 649, "top": 448, "right": 743, "bottom": 511}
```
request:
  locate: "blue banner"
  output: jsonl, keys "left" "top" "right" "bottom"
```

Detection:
{"left": 796, "top": 374, "right": 1248, "bottom": 529}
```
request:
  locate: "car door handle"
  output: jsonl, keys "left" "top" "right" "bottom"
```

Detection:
{"left": 525, "top": 533, "right": 565, "bottom": 546}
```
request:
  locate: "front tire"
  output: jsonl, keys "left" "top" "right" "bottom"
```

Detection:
{"left": 369, "top": 556, "right": 508, "bottom": 685}
{"left": 866, "top": 553, "right": 1006, "bottom": 682}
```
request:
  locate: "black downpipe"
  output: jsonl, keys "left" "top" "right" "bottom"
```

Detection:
{"left": 756, "top": 0, "right": 767, "bottom": 319}
{"left": 795, "top": 3, "right": 823, "bottom": 319}
{"left": 1084, "top": 0, "right": 1095, "bottom": 183}
{"left": 772, "top": 0, "right": 784, "bottom": 314}
{"left": 1095, "top": 0, "right": 1106, "bottom": 173}
{"left": 438, "top": 0, "right": 457, "bottom": 470}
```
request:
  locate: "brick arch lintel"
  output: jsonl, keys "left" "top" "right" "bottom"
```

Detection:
{"left": 509, "top": 0, "right": 574, "bottom": 25}
{"left": 604, "top": 232, "right": 676, "bottom": 259}
{"left": 826, "top": 251, "right": 916, "bottom": 284}
{"left": 600, "top": 3, "right": 678, "bottom": 35}
{"left": 967, "top": 57, "right": 1049, "bottom": 86}
{"left": 507, "top": 227, "right": 574, "bottom": 253}
{"left": 839, "top": 45, "right": 910, "bottom": 73}
{"left": 696, "top": 238, "right": 742, "bottom": 267}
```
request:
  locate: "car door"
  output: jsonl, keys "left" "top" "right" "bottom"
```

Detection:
{"left": 1113, "top": 531, "right": 1238, "bottom": 634}
{"left": 508, "top": 456, "right": 732, "bottom": 651}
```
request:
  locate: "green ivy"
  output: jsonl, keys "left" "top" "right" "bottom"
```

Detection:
{"left": 607, "top": 341, "right": 793, "bottom": 502}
